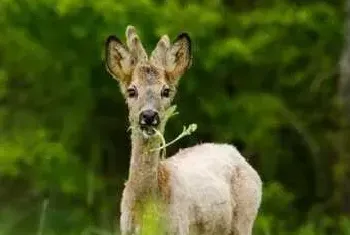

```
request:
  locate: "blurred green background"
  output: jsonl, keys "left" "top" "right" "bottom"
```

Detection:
{"left": 1, "top": 0, "right": 350, "bottom": 234}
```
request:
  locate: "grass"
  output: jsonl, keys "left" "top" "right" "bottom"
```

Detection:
{"left": 1, "top": 196, "right": 350, "bottom": 235}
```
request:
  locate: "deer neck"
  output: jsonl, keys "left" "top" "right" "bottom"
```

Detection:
{"left": 127, "top": 129, "right": 163, "bottom": 199}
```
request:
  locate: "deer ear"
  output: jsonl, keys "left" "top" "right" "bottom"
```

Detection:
{"left": 105, "top": 35, "right": 135, "bottom": 84}
{"left": 165, "top": 33, "right": 192, "bottom": 84}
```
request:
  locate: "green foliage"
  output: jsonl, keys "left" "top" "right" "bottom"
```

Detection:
{"left": 0, "top": 0, "right": 347, "bottom": 234}
{"left": 139, "top": 200, "right": 167, "bottom": 235}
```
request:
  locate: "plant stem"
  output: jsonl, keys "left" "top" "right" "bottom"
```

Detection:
{"left": 37, "top": 198, "right": 49, "bottom": 235}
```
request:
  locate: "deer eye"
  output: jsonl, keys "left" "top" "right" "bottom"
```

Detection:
{"left": 161, "top": 87, "right": 170, "bottom": 98}
{"left": 127, "top": 86, "right": 138, "bottom": 98}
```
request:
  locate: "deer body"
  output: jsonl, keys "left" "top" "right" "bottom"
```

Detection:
{"left": 105, "top": 26, "right": 262, "bottom": 235}
{"left": 163, "top": 143, "right": 261, "bottom": 235}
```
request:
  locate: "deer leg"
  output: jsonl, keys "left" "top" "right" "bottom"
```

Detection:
{"left": 120, "top": 191, "right": 138, "bottom": 235}
{"left": 120, "top": 210, "right": 136, "bottom": 235}
{"left": 231, "top": 164, "right": 262, "bottom": 235}
{"left": 166, "top": 211, "right": 190, "bottom": 235}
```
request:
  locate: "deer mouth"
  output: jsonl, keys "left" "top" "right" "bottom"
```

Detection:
{"left": 140, "top": 125, "right": 157, "bottom": 137}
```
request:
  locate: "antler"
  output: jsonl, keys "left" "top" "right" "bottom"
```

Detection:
{"left": 125, "top": 25, "right": 148, "bottom": 62}
{"left": 150, "top": 34, "right": 171, "bottom": 67}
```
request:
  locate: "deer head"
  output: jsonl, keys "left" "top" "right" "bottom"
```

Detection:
{"left": 105, "top": 26, "right": 192, "bottom": 138}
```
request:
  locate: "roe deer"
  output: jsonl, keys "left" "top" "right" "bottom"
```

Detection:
{"left": 105, "top": 25, "right": 262, "bottom": 235}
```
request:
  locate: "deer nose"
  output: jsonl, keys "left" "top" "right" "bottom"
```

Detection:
{"left": 139, "top": 110, "right": 160, "bottom": 126}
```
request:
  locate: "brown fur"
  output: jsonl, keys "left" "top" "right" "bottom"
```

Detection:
{"left": 158, "top": 162, "right": 171, "bottom": 202}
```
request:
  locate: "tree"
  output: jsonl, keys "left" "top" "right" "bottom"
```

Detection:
{"left": 338, "top": 0, "right": 350, "bottom": 215}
